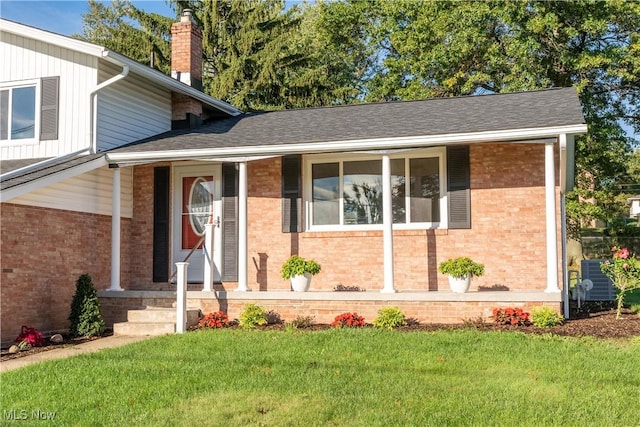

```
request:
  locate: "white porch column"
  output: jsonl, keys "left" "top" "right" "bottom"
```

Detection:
{"left": 203, "top": 223, "right": 214, "bottom": 292}
{"left": 545, "top": 140, "right": 560, "bottom": 292}
{"left": 175, "top": 262, "right": 188, "bottom": 333}
{"left": 108, "top": 166, "right": 123, "bottom": 291}
{"left": 381, "top": 154, "right": 396, "bottom": 293}
{"left": 236, "top": 161, "right": 249, "bottom": 291}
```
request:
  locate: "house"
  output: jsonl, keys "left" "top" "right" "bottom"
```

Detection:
{"left": 629, "top": 196, "right": 640, "bottom": 225}
{"left": 1, "top": 13, "right": 587, "bottom": 342}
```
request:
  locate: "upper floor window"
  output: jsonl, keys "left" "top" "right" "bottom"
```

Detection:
{"left": 1, "top": 84, "right": 36, "bottom": 141}
{"left": 305, "top": 149, "right": 446, "bottom": 230}
{"left": 0, "top": 77, "right": 59, "bottom": 143}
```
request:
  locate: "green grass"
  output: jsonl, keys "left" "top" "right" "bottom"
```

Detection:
{"left": 625, "top": 288, "right": 640, "bottom": 306}
{"left": 2, "top": 329, "right": 639, "bottom": 426}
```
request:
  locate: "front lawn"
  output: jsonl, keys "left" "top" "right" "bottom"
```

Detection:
{"left": 2, "top": 329, "right": 638, "bottom": 426}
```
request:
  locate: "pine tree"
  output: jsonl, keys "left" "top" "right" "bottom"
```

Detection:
{"left": 69, "top": 274, "right": 105, "bottom": 337}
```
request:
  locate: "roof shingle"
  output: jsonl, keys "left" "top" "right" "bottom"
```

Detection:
{"left": 113, "top": 87, "right": 585, "bottom": 154}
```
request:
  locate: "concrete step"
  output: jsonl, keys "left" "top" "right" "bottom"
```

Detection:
{"left": 113, "top": 308, "right": 201, "bottom": 337}
{"left": 127, "top": 307, "right": 200, "bottom": 324}
{"left": 113, "top": 321, "right": 176, "bottom": 336}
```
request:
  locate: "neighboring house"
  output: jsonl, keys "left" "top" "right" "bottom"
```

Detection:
{"left": 629, "top": 196, "right": 640, "bottom": 224}
{"left": 1, "top": 13, "right": 587, "bottom": 343}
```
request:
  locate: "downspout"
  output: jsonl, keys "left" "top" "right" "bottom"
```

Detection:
{"left": 89, "top": 55, "right": 129, "bottom": 153}
{"left": 559, "top": 134, "right": 574, "bottom": 318}
{"left": 561, "top": 193, "right": 569, "bottom": 318}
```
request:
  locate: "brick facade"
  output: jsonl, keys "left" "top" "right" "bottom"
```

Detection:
{"left": 98, "top": 292, "right": 561, "bottom": 326}
{"left": 240, "top": 143, "right": 561, "bottom": 293}
{"left": 2, "top": 142, "right": 563, "bottom": 341}
{"left": 0, "top": 203, "right": 131, "bottom": 344}
{"left": 126, "top": 142, "right": 561, "bottom": 295}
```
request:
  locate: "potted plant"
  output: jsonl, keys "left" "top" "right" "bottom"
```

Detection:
{"left": 281, "top": 255, "right": 322, "bottom": 292}
{"left": 438, "top": 257, "right": 485, "bottom": 293}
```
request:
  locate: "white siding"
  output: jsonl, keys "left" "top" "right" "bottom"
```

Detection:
{"left": 1, "top": 32, "right": 97, "bottom": 160}
{"left": 9, "top": 166, "right": 133, "bottom": 218}
{"left": 96, "top": 62, "right": 171, "bottom": 151}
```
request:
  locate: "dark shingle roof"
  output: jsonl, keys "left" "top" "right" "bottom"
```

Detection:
{"left": 112, "top": 88, "right": 585, "bottom": 154}
{"left": 0, "top": 158, "right": 52, "bottom": 174}
{"left": 1, "top": 154, "right": 104, "bottom": 192}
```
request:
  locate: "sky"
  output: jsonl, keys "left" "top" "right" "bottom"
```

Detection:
{"left": 1, "top": 0, "right": 176, "bottom": 36}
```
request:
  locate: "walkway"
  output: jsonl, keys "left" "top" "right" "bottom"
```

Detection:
{"left": 1, "top": 335, "right": 151, "bottom": 373}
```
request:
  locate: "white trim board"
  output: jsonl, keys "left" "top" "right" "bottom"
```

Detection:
{"left": 106, "top": 124, "right": 589, "bottom": 163}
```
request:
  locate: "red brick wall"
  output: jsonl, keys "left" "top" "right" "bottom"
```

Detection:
{"left": 243, "top": 143, "right": 561, "bottom": 293}
{"left": 171, "top": 15, "right": 203, "bottom": 120}
{"left": 98, "top": 294, "right": 561, "bottom": 326}
{"left": 125, "top": 142, "right": 561, "bottom": 295}
{"left": 0, "top": 203, "right": 131, "bottom": 344}
{"left": 171, "top": 17, "right": 202, "bottom": 83}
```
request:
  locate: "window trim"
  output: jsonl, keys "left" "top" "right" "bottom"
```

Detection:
{"left": 303, "top": 147, "right": 448, "bottom": 232}
{"left": 0, "top": 78, "right": 41, "bottom": 145}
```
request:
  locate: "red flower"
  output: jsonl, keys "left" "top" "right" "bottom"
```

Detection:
{"left": 331, "top": 312, "right": 365, "bottom": 328}
{"left": 618, "top": 248, "right": 630, "bottom": 259}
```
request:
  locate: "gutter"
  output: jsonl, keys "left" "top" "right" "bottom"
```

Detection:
{"left": 0, "top": 147, "right": 91, "bottom": 181}
{"left": 89, "top": 54, "right": 130, "bottom": 153}
{"left": 106, "top": 124, "right": 588, "bottom": 164}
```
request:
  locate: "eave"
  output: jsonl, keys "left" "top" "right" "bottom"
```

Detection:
{"left": 106, "top": 124, "right": 588, "bottom": 164}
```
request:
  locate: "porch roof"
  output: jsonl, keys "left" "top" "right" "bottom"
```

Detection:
{"left": 0, "top": 154, "right": 106, "bottom": 200}
{"left": 107, "top": 87, "right": 586, "bottom": 162}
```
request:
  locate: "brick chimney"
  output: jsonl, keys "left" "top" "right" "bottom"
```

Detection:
{"left": 171, "top": 9, "right": 203, "bottom": 128}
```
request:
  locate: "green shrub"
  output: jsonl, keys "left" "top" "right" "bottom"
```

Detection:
{"left": 266, "top": 310, "right": 282, "bottom": 325}
{"left": 438, "top": 257, "right": 485, "bottom": 279}
{"left": 287, "top": 315, "right": 315, "bottom": 329}
{"left": 68, "top": 274, "right": 105, "bottom": 337}
{"left": 281, "top": 255, "right": 321, "bottom": 279}
{"left": 629, "top": 303, "right": 640, "bottom": 314}
{"left": 530, "top": 306, "right": 564, "bottom": 328}
{"left": 239, "top": 304, "right": 268, "bottom": 329}
{"left": 373, "top": 307, "right": 407, "bottom": 329}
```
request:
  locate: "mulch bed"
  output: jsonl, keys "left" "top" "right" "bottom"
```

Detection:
{"left": 3, "top": 308, "right": 638, "bottom": 363}
{"left": 0, "top": 331, "right": 113, "bottom": 362}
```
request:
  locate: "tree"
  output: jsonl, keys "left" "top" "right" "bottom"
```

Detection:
{"left": 173, "top": 0, "right": 328, "bottom": 110}
{"left": 329, "top": 0, "right": 639, "bottom": 234}
{"left": 78, "top": 0, "right": 638, "bottom": 227}
{"left": 79, "top": 0, "right": 174, "bottom": 74}
{"left": 69, "top": 274, "right": 105, "bottom": 337}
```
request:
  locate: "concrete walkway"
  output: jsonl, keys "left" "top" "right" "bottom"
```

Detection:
{"left": 0, "top": 335, "right": 151, "bottom": 373}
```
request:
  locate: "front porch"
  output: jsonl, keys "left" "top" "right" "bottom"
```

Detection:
{"left": 98, "top": 289, "right": 562, "bottom": 327}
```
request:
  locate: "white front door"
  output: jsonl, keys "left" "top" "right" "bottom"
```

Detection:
{"left": 172, "top": 164, "right": 223, "bottom": 283}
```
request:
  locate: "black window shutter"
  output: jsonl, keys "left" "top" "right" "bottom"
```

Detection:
{"left": 40, "top": 76, "right": 59, "bottom": 140}
{"left": 222, "top": 163, "right": 239, "bottom": 282}
{"left": 447, "top": 145, "right": 471, "bottom": 229}
{"left": 282, "top": 155, "right": 302, "bottom": 233}
{"left": 153, "top": 166, "right": 170, "bottom": 282}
